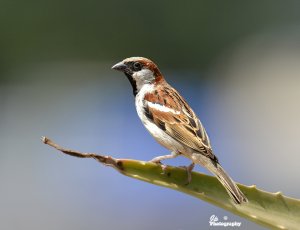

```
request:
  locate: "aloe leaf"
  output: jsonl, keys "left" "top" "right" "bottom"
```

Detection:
{"left": 42, "top": 137, "right": 300, "bottom": 230}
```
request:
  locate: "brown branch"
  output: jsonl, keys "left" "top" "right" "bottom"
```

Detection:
{"left": 41, "top": 136, "right": 122, "bottom": 170}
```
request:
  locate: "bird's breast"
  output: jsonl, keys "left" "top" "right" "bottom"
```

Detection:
{"left": 135, "top": 85, "right": 187, "bottom": 153}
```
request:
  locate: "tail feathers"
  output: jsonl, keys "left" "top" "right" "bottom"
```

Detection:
{"left": 209, "top": 162, "right": 248, "bottom": 204}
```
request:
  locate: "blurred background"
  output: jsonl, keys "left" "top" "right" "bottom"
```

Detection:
{"left": 1, "top": 1, "right": 300, "bottom": 229}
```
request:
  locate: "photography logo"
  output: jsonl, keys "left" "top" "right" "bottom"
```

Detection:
{"left": 209, "top": 215, "right": 242, "bottom": 227}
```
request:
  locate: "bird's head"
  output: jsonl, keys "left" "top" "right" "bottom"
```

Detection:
{"left": 112, "top": 57, "right": 163, "bottom": 95}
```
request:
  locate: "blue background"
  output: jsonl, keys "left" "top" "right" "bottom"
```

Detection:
{"left": 1, "top": 1, "right": 300, "bottom": 229}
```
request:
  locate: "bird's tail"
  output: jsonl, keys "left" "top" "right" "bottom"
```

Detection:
{"left": 206, "top": 161, "right": 248, "bottom": 204}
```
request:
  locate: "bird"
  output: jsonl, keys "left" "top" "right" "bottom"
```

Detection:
{"left": 112, "top": 57, "right": 247, "bottom": 204}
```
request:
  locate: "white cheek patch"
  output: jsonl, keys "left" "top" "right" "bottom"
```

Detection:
{"left": 133, "top": 69, "right": 155, "bottom": 91}
{"left": 148, "top": 102, "right": 181, "bottom": 115}
{"left": 136, "top": 69, "right": 155, "bottom": 80}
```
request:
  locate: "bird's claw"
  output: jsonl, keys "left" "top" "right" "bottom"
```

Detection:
{"left": 149, "top": 159, "right": 168, "bottom": 174}
{"left": 180, "top": 163, "right": 195, "bottom": 185}
{"left": 149, "top": 159, "right": 162, "bottom": 164}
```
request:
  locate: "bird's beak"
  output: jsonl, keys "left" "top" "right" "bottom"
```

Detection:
{"left": 111, "top": 61, "right": 127, "bottom": 72}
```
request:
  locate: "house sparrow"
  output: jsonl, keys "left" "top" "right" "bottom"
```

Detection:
{"left": 112, "top": 57, "right": 247, "bottom": 204}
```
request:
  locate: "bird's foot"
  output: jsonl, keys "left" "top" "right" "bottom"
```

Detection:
{"left": 180, "top": 163, "right": 195, "bottom": 185}
{"left": 149, "top": 158, "right": 168, "bottom": 174}
{"left": 149, "top": 152, "right": 181, "bottom": 175}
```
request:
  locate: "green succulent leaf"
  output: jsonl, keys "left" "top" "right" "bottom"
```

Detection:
{"left": 43, "top": 137, "right": 300, "bottom": 230}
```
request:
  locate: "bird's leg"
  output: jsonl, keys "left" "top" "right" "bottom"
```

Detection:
{"left": 150, "top": 151, "right": 180, "bottom": 163}
{"left": 149, "top": 151, "right": 180, "bottom": 173}
{"left": 181, "top": 162, "right": 195, "bottom": 185}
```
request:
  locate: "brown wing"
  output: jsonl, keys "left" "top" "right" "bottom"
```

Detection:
{"left": 144, "top": 83, "right": 217, "bottom": 162}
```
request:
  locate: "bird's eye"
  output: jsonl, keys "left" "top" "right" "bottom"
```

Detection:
{"left": 133, "top": 62, "right": 142, "bottom": 71}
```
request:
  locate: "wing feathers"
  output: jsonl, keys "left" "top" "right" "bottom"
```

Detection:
{"left": 143, "top": 83, "right": 216, "bottom": 161}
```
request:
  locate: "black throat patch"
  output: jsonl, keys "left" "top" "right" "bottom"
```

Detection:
{"left": 125, "top": 73, "right": 137, "bottom": 96}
